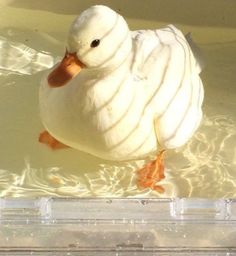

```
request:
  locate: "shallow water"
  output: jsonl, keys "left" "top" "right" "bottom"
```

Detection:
{"left": 0, "top": 3, "right": 235, "bottom": 198}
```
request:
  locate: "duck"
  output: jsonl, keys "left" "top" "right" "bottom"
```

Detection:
{"left": 39, "top": 5, "right": 204, "bottom": 193}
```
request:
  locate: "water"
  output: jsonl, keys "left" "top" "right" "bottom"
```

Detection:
{"left": 0, "top": 2, "right": 235, "bottom": 198}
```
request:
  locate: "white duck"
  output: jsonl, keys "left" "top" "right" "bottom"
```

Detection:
{"left": 39, "top": 5, "right": 204, "bottom": 192}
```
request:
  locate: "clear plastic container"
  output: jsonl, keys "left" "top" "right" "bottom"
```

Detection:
{"left": 0, "top": 198, "right": 236, "bottom": 255}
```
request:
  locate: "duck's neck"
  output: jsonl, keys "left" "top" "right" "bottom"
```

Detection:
{"left": 73, "top": 50, "right": 134, "bottom": 114}
{"left": 76, "top": 47, "right": 133, "bottom": 88}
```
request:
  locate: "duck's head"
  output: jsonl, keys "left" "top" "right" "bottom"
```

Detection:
{"left": 48, "top": 5, "right": 132, "bottom": 87}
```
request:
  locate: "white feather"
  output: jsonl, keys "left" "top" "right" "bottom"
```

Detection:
{"left": 39, "top": 5, "right": 204, "bottom": 161}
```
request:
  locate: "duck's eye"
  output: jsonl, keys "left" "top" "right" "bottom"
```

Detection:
{"left": 90, "top": 39, "right": 100, "bottom": 48}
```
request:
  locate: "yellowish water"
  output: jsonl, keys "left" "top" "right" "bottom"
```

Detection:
{"left": 0, "top": 2, "right": 235, "bottom": 198}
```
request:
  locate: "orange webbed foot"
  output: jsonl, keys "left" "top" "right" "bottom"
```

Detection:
{"left": 38, "top": 130, "right": 70, "bottom": 150}
{"left": 137, "top": 150, "right": 166, "bottom": 193}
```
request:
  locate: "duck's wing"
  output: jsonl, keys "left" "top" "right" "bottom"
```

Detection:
{"left": 131, "top": 29, "right": 164, "bottom": 80}
{"left": 131, "top": 25, "right": 204, "bottom": 79}
{"left": 132, "top": 25, "right": 204, "bottom": 149}
{"left": 153, "top": 26, "right": 204, "bottom": 149}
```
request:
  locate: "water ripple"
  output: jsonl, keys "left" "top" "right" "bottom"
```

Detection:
{"left": 167, "top": 114, "right": 236, "bottom": 198}
{"left": 0, "top": 36, "right": 58, "bottom": 76}
{"left": 0, "top": 114, "right": 235, "bottom": 198}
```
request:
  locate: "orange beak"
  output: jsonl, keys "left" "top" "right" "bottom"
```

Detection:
{"left": 47, "top": 51, "right": 85, "bottom": 88}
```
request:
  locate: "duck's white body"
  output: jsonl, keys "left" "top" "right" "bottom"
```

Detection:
{"left": 39, "top": 6, "right": 204, "bottom": 161}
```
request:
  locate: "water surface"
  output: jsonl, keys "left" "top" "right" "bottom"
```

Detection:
{"left": 0, "top": 3, "right": 235, "bottom": 198}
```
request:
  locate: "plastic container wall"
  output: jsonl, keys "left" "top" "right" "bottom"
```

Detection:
{"left": 0, "top": 198, "right": 235, "bottom": 255}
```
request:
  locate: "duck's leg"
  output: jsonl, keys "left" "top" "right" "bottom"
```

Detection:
{"left": 137, "top": 150, "right": 166, "bottom": 193}
{"left": 38, "top": 130, "right": 70, "bottom": 150}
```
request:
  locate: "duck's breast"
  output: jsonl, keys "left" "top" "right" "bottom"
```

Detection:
{"left": 71, "top": 68, "right": 157, "bottom": 160}
{"left": 39, "top": 66, "right": 157, "bottom": 161}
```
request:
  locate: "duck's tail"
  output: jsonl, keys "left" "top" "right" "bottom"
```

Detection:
{"left": 185, "top": 32, "right": 205, "bottom": 73}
